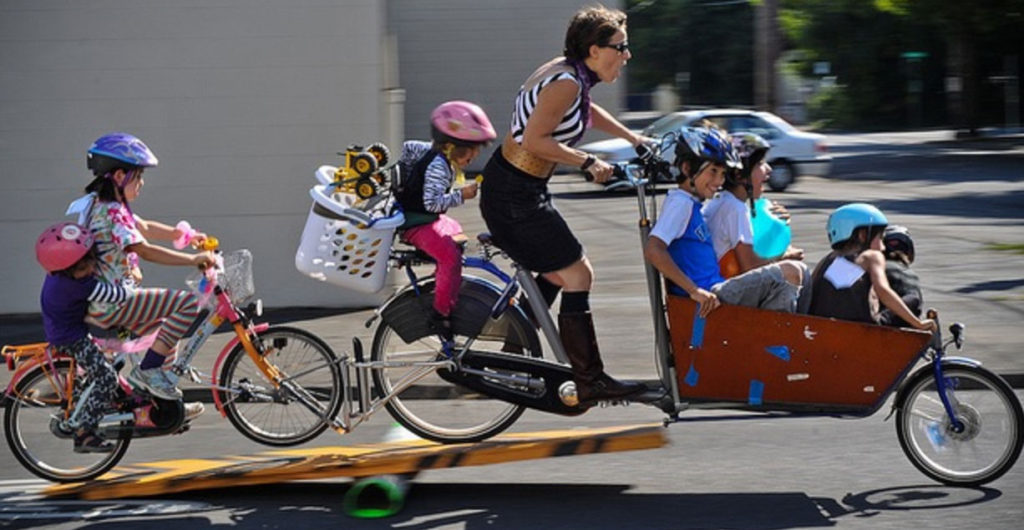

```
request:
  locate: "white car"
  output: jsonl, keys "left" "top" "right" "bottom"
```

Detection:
{"left": 579, "top": 109, "right": 832, "bottom": 191}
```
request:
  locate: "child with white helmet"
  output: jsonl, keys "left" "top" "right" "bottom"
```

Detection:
{"left": 67, "top": 132, "right": 216, "bottom": 402}
{"left": 36, "top": 222, "right": 131, "bottom": 453}
{"left": 702, "top": 132, "right": 805, "bottom": 278}
{"left": 808, "top": 204, "right": 935, "bottom": 331}
{"left": 393, "top": 101, "right": 497, "bottom": 340}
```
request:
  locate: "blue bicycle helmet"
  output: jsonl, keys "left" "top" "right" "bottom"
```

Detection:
{"left": 827, "top": 203, "right": 888, "bottom": 247}
{"left": 673, "top": 126, "right": 741, "bottom": 181}
{"left": 87, "top": 132, "right": 159, "bottom": 177}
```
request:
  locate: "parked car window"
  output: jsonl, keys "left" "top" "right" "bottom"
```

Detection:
{"left": 723, "top": 116, "right": 779, "bottom": 140}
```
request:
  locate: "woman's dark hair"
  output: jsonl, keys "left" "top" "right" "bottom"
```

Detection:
{"left": 563, "top": 4, "right": 627, "bottom": 61}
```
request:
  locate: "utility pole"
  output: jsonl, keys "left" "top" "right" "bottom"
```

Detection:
{"left": 754, "top": 0, "right": 778, "bottom": 111}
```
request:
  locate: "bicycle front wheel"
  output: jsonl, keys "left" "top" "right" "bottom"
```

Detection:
{"left": 372, "top": 295, "right": 542, "bottom": 444}
{"left": 3, "top": 360, "right": 131, "bottom": 482}
{"left": 896, "top": 362, "right": 1024, "bottom": 486}
{"left": 218, "top": 326, "right": 343, "bottom": 446}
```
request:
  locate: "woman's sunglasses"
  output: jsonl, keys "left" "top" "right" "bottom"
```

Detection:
{"left": 600, "top": 41, "right": 629, "bottom": 53}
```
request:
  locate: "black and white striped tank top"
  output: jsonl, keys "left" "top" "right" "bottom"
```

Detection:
{"left": 509, "top": 71, "right": 586, "bottom": 145}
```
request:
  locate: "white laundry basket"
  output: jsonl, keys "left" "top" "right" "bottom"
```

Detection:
{"left": 295, "top": 183, "right": 405, "bottom": 293}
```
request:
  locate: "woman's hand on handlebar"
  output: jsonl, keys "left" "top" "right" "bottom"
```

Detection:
{"left": 632, "top": 135, "right": 658, "bottom": 161}
{"left": 587, "top": 158, "right": 615, "bottom": 184}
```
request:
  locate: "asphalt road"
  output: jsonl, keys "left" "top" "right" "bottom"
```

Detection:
{"left": 1, "top": 130, "right": 1022, "bottom": 528}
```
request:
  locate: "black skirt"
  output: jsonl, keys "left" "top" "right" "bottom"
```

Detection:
{"left": 478, "top": 150, "right": 583, "bottom": 273}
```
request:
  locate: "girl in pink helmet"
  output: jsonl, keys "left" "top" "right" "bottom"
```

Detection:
{"left": 393, "top": 101, "right": 497, "bottom": 340}
{"left": 36, "top": 222, "right": 132, "bottom": 453}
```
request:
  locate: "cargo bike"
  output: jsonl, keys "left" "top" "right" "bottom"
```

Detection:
{"left": 296, "top": 138, "right": 1021, "bottom": 487}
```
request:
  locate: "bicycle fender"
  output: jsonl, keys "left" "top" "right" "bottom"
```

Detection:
{"left": 380, "top": 275, "right": 513, "bottom": 343}
{"left": 210, "top": 322, "right": 271, "bottom": 416}
{"left": 892, "top": 356, "right": 986, "bottom": 414}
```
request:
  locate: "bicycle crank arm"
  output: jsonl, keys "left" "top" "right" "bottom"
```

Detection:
{"left": 438, "top": 350, "right": 587, "bottom": 416}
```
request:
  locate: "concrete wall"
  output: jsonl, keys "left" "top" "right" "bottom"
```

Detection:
{"left": 0, "top": 0, "right": 627, "bottom": 315}
{"left": 388, "top": 0, "right": 626, "bottom": 167}
{"left": 0, "top": 0, "right": 389, "bottom": 314}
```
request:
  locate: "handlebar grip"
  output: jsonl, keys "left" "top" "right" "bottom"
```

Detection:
{"left": 611, "top": 163, "right": 627, "bottom": 179}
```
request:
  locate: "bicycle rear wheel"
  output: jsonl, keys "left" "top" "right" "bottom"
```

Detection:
{"left": 371, "top": 294, "right": 542, "bottom": 444}
{"left": 896, "top": 362, "right": 1023, "bottom": 486}
{"left": 218, "top": 326, "right": 344, "bottom": 446}
{"left": 3, "top": 360, "right": 131, "bottom": 482}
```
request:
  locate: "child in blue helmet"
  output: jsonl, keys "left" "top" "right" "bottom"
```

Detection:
{"left": 66, "top": 133, "right": 216, "bottom": 404}
{"left": 808, "top": 204, "right": 935, "bottom": 331}
{"left": 644, "top": 126, "right": 808, "bottom": 319}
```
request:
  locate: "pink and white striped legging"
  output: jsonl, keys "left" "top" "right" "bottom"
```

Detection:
{"left": 89, "top": 288, "right": 200, "bottom": 351}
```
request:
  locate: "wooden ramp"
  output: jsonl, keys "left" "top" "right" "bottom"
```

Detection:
{"left": 44, "top": 423, "right": 667, "bottom": 500}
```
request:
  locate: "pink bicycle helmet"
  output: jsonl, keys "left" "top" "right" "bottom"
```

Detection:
{"left": 430, "top": 101, "right": 497, "bottom": 146}
{"left": 36, "top": 222, "right": 94, "bottom": 273}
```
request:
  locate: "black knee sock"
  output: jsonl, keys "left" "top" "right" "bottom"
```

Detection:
{"left": 560, "top": 291, "right": 590, "bottom": 314}
{"left": 536, "top": 274, "right": 561, "bottom": 308}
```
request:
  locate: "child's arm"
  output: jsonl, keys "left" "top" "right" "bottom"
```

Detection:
{"left": 734, "top": 242, "right": 771, "bottom": 273}
{"left": 422, "top": 160, "right": 467, "bottom": 213}
{"left": 136, "top": 217, "right": 207, "bottom": 246}
{"left": 644, "top": 236, "right": 720, "bottom": 318}
{"left": 126, "top": 241, "right": 216, "bottom": 269}
{"left": 85, "top": 280, "right": 132, "bottom": 305}
{"left": 134, "top": 217, "right": 177, "bottom": 241}
{"left": 863, "top": 251, "right": 935, "bottom": 332}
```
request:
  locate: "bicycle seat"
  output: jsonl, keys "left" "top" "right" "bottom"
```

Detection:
{"left": 391, "top": 237, "right": 470, "bottom": 267}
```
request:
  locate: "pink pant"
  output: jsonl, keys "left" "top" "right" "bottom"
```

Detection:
{"left": 402, "top": 215, "right": 464, "bottom": 316}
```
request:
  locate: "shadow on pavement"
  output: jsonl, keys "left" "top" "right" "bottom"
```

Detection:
{"left": 31, "top": 482, "right": 1001, "bottom": 530}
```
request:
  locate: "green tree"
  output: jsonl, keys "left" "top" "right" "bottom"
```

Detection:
{"left": 627, "top": 0, "right": 755, "bottom": 107}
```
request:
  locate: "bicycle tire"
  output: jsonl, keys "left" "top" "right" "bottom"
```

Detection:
{"left": 371, "top": 283, "right": 542, "bottom": 443}
{"left": 896, "top": 362, "right": 1024, "bottom": 486}
{"left": 3, "top": 360, "right": 131, "bottom": 482}
{"left": 218, "top": 326, "right": 344, "bottom": 446}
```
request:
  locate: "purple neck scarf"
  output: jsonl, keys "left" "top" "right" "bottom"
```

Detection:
{"left": 566, "top": 59, "right": 601, "bottom": 146}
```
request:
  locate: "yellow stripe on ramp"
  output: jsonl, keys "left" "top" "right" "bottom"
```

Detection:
{"left": 43, "top": 423, "right": 667, "bottom": 500}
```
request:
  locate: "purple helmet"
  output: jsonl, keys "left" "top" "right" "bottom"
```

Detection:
{"left": 87, "top": 132, "right": 159, "bottom": 177}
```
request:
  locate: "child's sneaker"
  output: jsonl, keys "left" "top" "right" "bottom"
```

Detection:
{"left": 73, "top": 432, "right": 114, "bottom": 454}
{"left": 128, "top": 366, "right": 182, "bottom": 400}
{"left": 184, "top": 401, "right": 205, "bottom": 421}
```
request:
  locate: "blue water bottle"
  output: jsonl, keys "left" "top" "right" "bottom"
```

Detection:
{"left": 751, "top": 198, "right": 791, "bottom": 259}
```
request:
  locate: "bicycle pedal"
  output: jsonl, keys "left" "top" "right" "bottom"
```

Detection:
{"left": 182, "top": 366, "right": 202, "bottom": 384}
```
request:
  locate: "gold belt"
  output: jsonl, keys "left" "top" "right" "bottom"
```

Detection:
{"left": 501, "top": 136, "right": 556, "bottom": 178}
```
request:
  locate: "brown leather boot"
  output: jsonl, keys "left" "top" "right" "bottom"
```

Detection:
{"left": 558, "top": 312, "right": 645, "bottom": 403}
